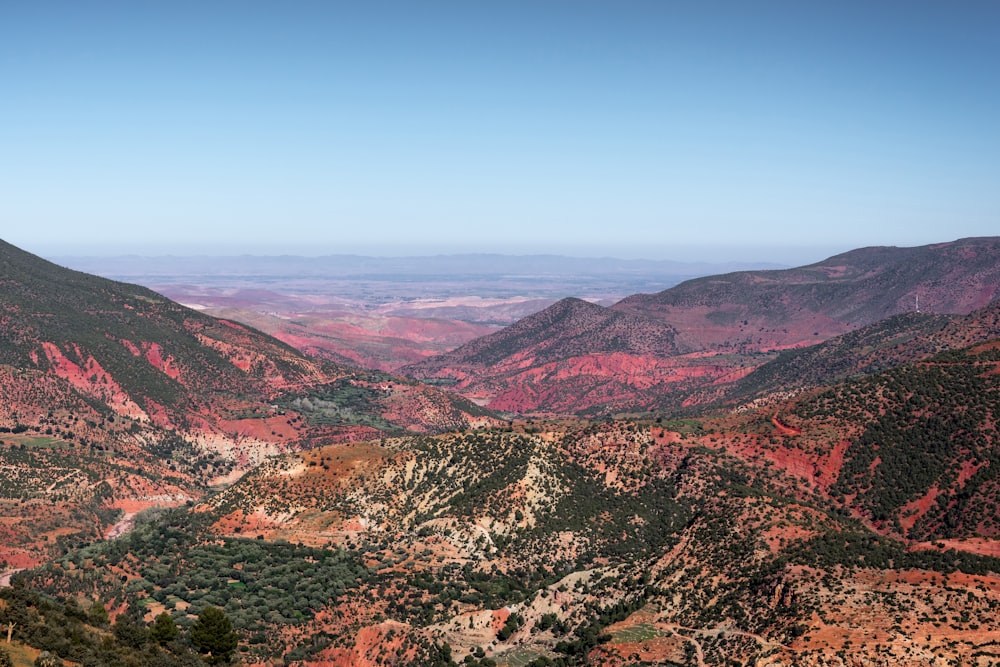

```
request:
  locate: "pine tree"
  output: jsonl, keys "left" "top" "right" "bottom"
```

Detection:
{"left": 149, "top": 611, "right": 179, "bottom": 646}
{"left": 113, "top": 612, "right": 149, "bottom": 649}
{"left": 190, "top": 606, "right": 238, "bottom": 665}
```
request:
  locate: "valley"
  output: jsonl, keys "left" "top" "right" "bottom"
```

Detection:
{"left": 53, "top": 253, "right": 778, "bottom": 373}
{"left": 1, "top": 238, "right": 1000, "bottom": 666}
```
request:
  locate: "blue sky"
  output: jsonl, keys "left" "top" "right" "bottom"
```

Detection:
{"left": 2, "top": 1, "right": 998, "bottom": 263}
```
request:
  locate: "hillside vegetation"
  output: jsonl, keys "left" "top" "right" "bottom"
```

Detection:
{"left": 21, "top": 340, "right": 1000, "bottom": 665}
{"left": 0, "top": 239, "right": 497, "bottom": 575}
{"left": 406, "top": 238, "right": 1000, "bottom": 415}
{"left": 4, "top": 238, "right": 1000, "bottom": 666}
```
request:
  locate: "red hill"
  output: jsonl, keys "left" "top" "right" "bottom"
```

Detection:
{"left": 406, "top": 238, "right": 1000, "bottom": 415}
{"left": 0, "top": 239, "right": 496, "bottom": 570}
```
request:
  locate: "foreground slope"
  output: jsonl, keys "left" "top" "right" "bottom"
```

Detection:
{"left": 790, "top": 340, "right": 1000, "bottom": 543}
{"left": 0, "top": 239, "right": 495, "bottom": 572}
{"left": 406, "top": 237, "right": 1000, "bottom": 415}
{"left": 23, "top": 338, "right": 1000, "bottom": 665}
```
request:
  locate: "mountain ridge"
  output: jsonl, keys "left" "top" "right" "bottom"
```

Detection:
{"left": 405, "top": 237, "right": 1000, "bottom": 415}
{"left": 683, "top": 299, "right": 1000, "bottom": 412}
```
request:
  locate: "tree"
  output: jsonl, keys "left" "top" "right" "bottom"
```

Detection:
{"left": 113, "top": 612, "right": 149, "bottom": 649}
{"left": 0, "top": 646, "right": 12, "bottom": 667}
{"left": 149, "top": 611, "right": 179, "bottom": 646}
{"left": 88, "top": 602, "right": 109, "bottom": 627}
{"left": 190, "top": 606, "right": 238, "bottom": 665}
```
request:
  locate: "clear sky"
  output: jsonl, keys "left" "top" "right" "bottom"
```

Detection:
{"left": 2, "top": 1, "right": 998, "bottom": 263}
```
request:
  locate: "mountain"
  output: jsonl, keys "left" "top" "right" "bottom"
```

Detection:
{"left": 0, "top": 238, "right": 492, "bottom": 443}
{"left": 20, "top": 337, "right": 1000, "bottom": 665}
{"left": 809, "top": 340, "right": 1000, "bottom": 542}
{"left": 405, "top": 237, "right": 1000, "bottom": 415}
{"left": 5, "top": 236, "right": 1000, "bottom": 666}
{"left": 0, "top": 239, "right": 495, "bottom": 573}
{"left": 1, "top": 239, "right": 328, "bottom": 424}
{"left": 407, "top": 297, "right": 686, "bottom": 413}
{"left": 616, "top": 236, "right": 1000, "bottom": 347}
{"left": 685, "top": 299, "right": 1000, "bottom": 411}
{"left": 714, "top": 339, "right": 1000, "bottom": 546}
{"left": 415, "top": 297, "right": 681, "bottom": 366}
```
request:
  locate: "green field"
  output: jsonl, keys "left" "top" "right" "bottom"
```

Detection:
{"left": 10, "top": 435, "right": 71, "bottom": 449}
{"left": 611, "top": 622, "right": 662, "bottom": 643}
{"left": 497, "top": 646, "right": 549, "bottom": 666}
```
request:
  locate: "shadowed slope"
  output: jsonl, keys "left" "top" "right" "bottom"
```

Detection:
{"left": 685, "top": 299, "right": 1000, "bottom": 411}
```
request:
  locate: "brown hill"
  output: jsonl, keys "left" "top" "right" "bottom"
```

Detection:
{"left": 406, "top": 237, "right": 1000, "bottom": 415}
{"left": 0, "top": 238, "right": 491, "bottom": 444}
{"left": 413, "top": 297, "right": 681, "bottom": 368}
{"left": 799, "top": 340, "right": 1000, "bottom": 542}
{"left": 690, "top": 339, "right": 1000, "bottom": 547}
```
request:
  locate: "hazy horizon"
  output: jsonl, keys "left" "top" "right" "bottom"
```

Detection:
{"left": 31, "top": 240, "right": 851, "bottom": 266}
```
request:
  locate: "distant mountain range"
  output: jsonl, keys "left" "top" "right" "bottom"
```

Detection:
{"left": 51, "top": 252, "right": 786, "bottom": 309}
{"left": 405, "top": 237, "right": 1000, "bottom": 414}
{"left": 53, "top": 252, "right": 785, "bottom": 280}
